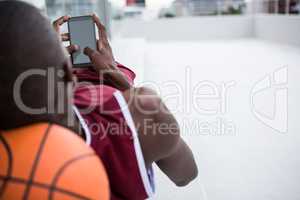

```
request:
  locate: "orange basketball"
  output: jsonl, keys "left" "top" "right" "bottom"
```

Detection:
{"left": 0, "top": 123, "right": 109, "bottom": 200}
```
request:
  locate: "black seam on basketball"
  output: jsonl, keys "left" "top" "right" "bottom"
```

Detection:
{"left": 48, "top": 153, "right": 95, "bottom": 200}
{"left": 0, "top": 133, "right": 13, "bottom": 198}
{"left": 22, "top": 123, "right": 52, "bottom": 200}
{"left": 0, "top": 175, "right": 91, "bottom": 200}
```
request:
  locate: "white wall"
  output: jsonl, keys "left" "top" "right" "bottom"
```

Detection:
{"left": 254, "top": 14, "right": 300, "bottom": 46}
{"left": 21, "top": 0, "right": 45, "bottom": 9}
{"left": 113, "top": 16, "right": 255, "bottom": 41}
{"left": 148, "top": 16, "right": 255, "bottom": 41}
{"left": 113, "top": 15, "right": 300, "bottom": 46}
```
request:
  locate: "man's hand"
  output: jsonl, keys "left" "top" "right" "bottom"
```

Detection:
{"left": 53, "top": 14, "right": 115, "bottom": 70}
{"left": 83, "top": 14, "right": 131, "bottom": 91}
{"left": 83, "top": 14, "right": 116, "bottom": 72}
{"left": 52, "top": 15, "right": 79, "bottom": 54}
{"left": 53, "top": 14, "right": 130, "bottom": 90}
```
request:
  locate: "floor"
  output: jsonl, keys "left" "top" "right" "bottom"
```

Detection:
{"left": 113, "top": 38, "right": 300, "bottom": 200}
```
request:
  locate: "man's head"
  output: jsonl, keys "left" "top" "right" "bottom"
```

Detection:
{"left": 0, "top": 0, "right": 73, "bottom": 130}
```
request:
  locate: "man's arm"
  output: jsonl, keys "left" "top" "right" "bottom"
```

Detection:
{"left": 156, "top": 139, "right": 198, "bottom": 186}
{"left": 83, "top": 48, "right": 132, "bottom": 91}
{"left": 123, "top": 87, "right": 198, "bottom": 186}
{"left": 150, "top": 93, "right": 198, "bottom": 186}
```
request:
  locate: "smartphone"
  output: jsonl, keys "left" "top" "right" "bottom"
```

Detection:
{"left": 68, "top": 16, "right": 97, "bottom": 67}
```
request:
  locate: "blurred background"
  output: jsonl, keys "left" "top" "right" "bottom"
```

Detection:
{"left": 22, "top": 0, "right": 300, "bottom": 200}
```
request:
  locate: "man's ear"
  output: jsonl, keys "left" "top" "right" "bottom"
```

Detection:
{"left": 63, "top": 59, "right": 75, "bottom": 83}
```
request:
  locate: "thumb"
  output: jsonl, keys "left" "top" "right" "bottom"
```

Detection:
{"left": 83, "top": 47, "right": 97, "bottom": 59}
{"left": 67, "top": 44, "right": 79, "bottom": 54}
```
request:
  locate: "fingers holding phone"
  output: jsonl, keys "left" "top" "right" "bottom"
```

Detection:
{"left": 53, "top": 14, "right": 115, "bottom": 69}
{"left": 53, "top": 15, "right": 69, "bottom": 33}
{"left": 52, "top": 15, "right": 79, "bottom": 54}
{"left": 91, "top": 14, "right": 115, "bottom": 63}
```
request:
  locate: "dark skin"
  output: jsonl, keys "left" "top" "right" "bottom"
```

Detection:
{"left": 0, "top": 1, "right": 75, "bottom": 131}
{"left": 54, "top": 14, "right": 198, "bottom": 186}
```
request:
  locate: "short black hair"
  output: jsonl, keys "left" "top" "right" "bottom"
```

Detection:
{"left": 0, "top": 0, "right": 69, "bottom": 130}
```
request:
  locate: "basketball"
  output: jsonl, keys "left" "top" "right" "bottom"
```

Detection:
{"left": 0, "top": 123, "right": 109, "bottom": 200}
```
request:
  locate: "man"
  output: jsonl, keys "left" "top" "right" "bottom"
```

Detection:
{"left": 0, "top": 1, "right": 109, "bottom": 199}
{"left": 53, "top": 14, "right": 198, "bottom": 199}
{"left": 0, "top": 1, "right": 73, "bottom": 130}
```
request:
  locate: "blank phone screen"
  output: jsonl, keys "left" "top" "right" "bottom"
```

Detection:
{"left": 68, "top": 16, "right": 97, "bottom": 66}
